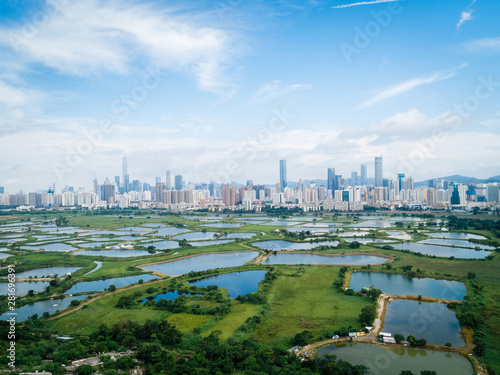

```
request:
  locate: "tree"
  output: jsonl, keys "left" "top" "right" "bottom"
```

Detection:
{"left": 467, "top": 272, "right": 476, "bottom": 280}
{"left": 108, "top": 284, "right": 116, "bottom": 292}
{"left": 157, "top": 320, "right": 182, "bottom": 345}
{"left": 417, "top": 338, "right": 427, "bottom": 346}
{"left": 394, "top": 333, "right": 405, "bottom": 343}
{"left": 359, "top": 305, "right": 376, "bottom": 325}
{"left": 76, "top": 364, "right": 93, "bottom": 375}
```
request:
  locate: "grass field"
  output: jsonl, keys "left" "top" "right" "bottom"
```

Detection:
{"left": 253, "top": 266, "right": 369, "bottom": 347}
{"left": 2, "top": 211, "right": 500, "bottom": 371}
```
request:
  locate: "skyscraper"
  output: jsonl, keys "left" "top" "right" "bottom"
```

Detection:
{"left": 327, "top": 168, "right": 335, "bottom": 191}
{"left": 166, "top": 170, "right": 172, "bottom": 189}
{"left": 122, "top": 155, "right": 129, "bottom": 193}
{"left": 398, "top": 173, "right": 405, "bottom": 191}
{"left": 374, "top": 156, "right": 383, "bottom": 187}
{"left": 351, "top": 171, "right": 358, "bottom": 186}
{"left": 222, "top": 186, "right": 237, "bottom": 206}
{"left": 360, "top": 164, "right": 367, "bottom": 186}
{"left": 175, "top": 175, "right": 183, "bottom": 190}
{"left": 279, "top": 160, "right": 287, "bottom": 191}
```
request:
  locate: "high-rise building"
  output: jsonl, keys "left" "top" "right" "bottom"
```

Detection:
{"left": 222, "top": 186, "right": 237, "bottom": 206}
{"left": 122, "top": 155, "right": 129, "bottom": 193}
{"left": 100, "top": 179, "right": 115, "bottom": 204}
{"left": 374, "top": 157, "right": 383, "bottom": 187}
{"left": 360, "top": 164, "right": 367, "bottom": 186}
{"left": 397, "top": 173, "right": 405, "bottom": 191}
{"left": 327, "top": 168, "right": 335, "bottom": 191}
{"left": 351, "top": 172, "right": 358, "bottom": 186}
{"left": 155, "top": 183, "right": 165, "bottom": 202}
{"left": 93, "top": 177, "right": 99, "bottom": 194}
{"left": 246, "top": 180, "right": 253, "bottom": 186}
{"left": 0, "top": 187, "right": 4, "bottom": 194}
{"left": 175, "top": 175, "right": 183, "bottom": 190}
{"left": 279, "top": 160, "right": 287, "bottom": 191}
{"left": 166, "top": 170, "right": 172, "bottom": 189}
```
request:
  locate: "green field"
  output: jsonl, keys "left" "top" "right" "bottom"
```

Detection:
{"left": 253, "top": 266, "right": 369, "bottom": 346}
{"left": 1, "top": 211, "right": 500, "bottom": 373}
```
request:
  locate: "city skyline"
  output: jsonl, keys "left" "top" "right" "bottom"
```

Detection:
{"left": 1, "top": 0, "right": 500, "bottom": 191}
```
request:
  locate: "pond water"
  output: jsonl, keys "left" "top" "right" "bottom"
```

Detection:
{"left": 142, "top": 251, "right": 259, "bottom": 275}
{"left": 348, "top": 220, "right": 395, "bottom": 228}
{"left": 0, "top": 294, "right": 91, "bottom": 322}
{"left": 188, "top": 240, "right": 235, "bottom": 247}
{"left": 349, "top": 272, "right": 466, "bottom": 301}
{"left": 220, "top": 232, "right": 256, "bottom": 239}
{"left": 151, "top": 227, "right": 190, "bottom": 237}
{"left": 75, "top": 250, "right": 157, "bottom": 258}
{"left": 251, "top": 240, "right": 339, "bottom": 251}
{"left": 21, "top": 243, "right": 77, "bottom": 252}
{"left": 65, "top": 274, "right": 158, "bottom": 294}
{"left": 261, "top": 253, "right": 388, "bottom": 265}
{"left": 189, "top": 270, "right": 267, "bottom": 298}
{"left": 84, "top": 261, "right": 103, "bottom": 275}
{"left": 0, "top": 281, "right": 51, "bottom": 296}
{"left": 146, "top": 240, "right": 180, "bottom": 250}
{"left": 384, "top": 231, "right": 412, "bottom": 241}
{"left": 383, "top": 242, "right": 491, "bottom": 259}
{"left": 427, "top": 232, "right": 487, "bottom": 240}
{"left": 141, "top": 290, "right": 203, "bottom": 304}
{"left": 286, "top": 227, "right": 333, "bottom": 233}
{"left": 117, "top": 226, "right": 153, "bottom": 232}
{"left": 317, "top": 342, "right": 473, "bottom": 375}
{"left": 142, "top": 223, "right": 166, "bottom": 228}
{"left": 201, "top": 223, "right": 243, "bottom": 228}
{"left": 173, "top": 232, "right": 218, "bottom": 241}
{"left": 293, "top": 222, "right": 343, "bottom": 228}
{"left": 0, "top": 252, "right": 11, "bottom": 260}
{"left": 78, "top": 241, "right": 114, "bottom": 248}
{"left": 383, "top": 299, "right": 465, "bottom": 347}
{"left": 1, "top": 266, "right": 82, "bottom": 279}
{"left": 336, "top": 231, "right": 370, "bottom": 237}
{"left": 262, "top": 220, "right": 304, "bottom": 226}
{"left": 420, "top": 238, "right": 497, "bottom": 250}
{"left": 344, "top": 238, "right": 394, "bottom": 244}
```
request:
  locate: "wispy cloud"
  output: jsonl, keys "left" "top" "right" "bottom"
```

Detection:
{"left": 359, "top": 63, "right": 468, "bottom": 108}
{"left": 0, "top": 80, "right": 47, "bottom": 108}
{"left": 332, "top": 0, "right": 401, "bottom": 9}
{"left": 250, "top": 80, "right": 312, "bottom": 102}
{"left": 457, "top": 10, "right": 473, "bottom": 29}
{"left": 0, "top": 0, "right": 240, "bottom": 96}
{"left": 461, "top": 37, "right": 500, "bottom": 52}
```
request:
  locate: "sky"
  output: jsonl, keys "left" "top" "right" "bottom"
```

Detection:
{"left": 0, "top": 0, "right": 500, "bottom": 193}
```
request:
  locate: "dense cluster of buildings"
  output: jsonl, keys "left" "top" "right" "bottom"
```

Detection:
{"left": 1, "top": 156, "right": 499, "bottom": 212}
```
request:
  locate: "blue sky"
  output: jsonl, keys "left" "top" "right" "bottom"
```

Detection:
{"left": 0, "top": 0, "right": 499, "bottom": 192}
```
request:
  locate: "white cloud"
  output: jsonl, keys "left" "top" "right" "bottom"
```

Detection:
{"left": 0, "top": 0, "right": 239, "bottom": 95}
{"left": 332, "top": 0, "right": 402, "bottom": 9}
{"left": 359, "top": 64, "right": 467, "bottom": 108}
{"left": 457, "top": 10, "right": 473, "bottom": 30}
{"left": 461, "top": 37, "right": 500, "bottom": 52}
{"left": 250, "top": 81, "right": 312, "bottom": 102}
{"left": 0, "top": 80, "right": 46, "bottom": 107}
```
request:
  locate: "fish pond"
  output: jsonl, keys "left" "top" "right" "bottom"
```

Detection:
{"left": 349, "top": 272, "right": 466, "bottom": 300}
{"left": 383, "top": 299, "right": 465, "bottom": 347}
{"left": 317, "top": 342, "right": 473, "bottom": 375}
{"left": 261, "top": 253, "right": 388, "bottom": 266}
{"left": 188, "top": 270, "right": 267, "bottom": 298}
{"left": 142, "top": 251, "right": 259, "bottom": 275}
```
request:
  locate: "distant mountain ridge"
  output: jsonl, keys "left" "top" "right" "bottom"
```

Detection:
{"left": 415, "top": 175, "right": 500, "bottom": 187}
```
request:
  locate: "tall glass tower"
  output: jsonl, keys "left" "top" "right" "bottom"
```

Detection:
{"left": 375, "top": 157, "right": 383, "bottom": 187}
{"left": 279, "top": 160, "right": 287, "bottom": 191}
